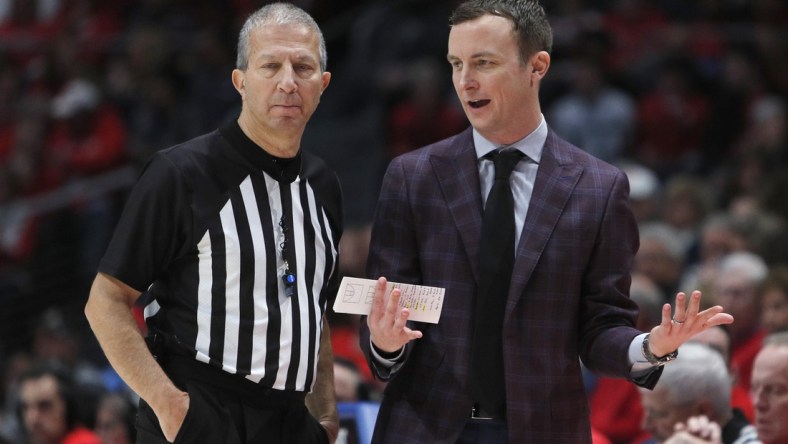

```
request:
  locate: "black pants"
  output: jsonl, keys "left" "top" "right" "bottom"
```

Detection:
{"left": 136, "top": 355, "right": 328, "bottom": 444}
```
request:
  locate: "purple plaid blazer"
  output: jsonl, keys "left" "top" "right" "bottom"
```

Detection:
{"left": 360, "top": 127, "right": 660, "bottom": 443}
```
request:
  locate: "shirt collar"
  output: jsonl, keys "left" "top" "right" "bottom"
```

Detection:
{"left": 219, "top": 119, "right": 302, "bottom": 183}
{"left": 473, "top": 115, "right": 546, "bottom": 163}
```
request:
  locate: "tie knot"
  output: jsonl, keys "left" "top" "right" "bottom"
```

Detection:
{"left": 487, "top": 149, "right": 524, "bottom": 181}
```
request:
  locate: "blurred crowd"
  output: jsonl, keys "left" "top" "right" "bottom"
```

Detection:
{"left": 0, "top": 0, "right": 787, "bottom": 443}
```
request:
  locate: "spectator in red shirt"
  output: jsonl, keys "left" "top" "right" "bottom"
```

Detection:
{"left": 46, "top": 78, "right": 127, "bottom": 181}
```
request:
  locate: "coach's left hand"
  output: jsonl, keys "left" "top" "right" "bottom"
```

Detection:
{"left": 647, "top": 291, "right": 734, "bottom": 357}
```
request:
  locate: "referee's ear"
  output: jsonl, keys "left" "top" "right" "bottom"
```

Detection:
{"left": 232, "top": 69, "right": 246, "bottom": 100}
{"left": 320, "top": 71, "right": 331, "bottom": 94}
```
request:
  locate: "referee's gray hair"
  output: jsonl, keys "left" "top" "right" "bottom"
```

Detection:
{"left": 653, "top": 342, "right": 732, "bottom": 421}
{"left": 236, "top": 2, "right": 327, "bottom": 72}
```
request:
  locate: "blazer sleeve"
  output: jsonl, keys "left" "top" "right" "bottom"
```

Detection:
{"left": 577, "top": 167, "right": 648, "bottom": 380}
{"left": 359, "top": 156, "right": 421, "bottom": 380}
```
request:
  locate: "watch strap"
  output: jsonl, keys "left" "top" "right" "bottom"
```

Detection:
{"left": 642, "top": 333, "right": 678, "bottom": 366}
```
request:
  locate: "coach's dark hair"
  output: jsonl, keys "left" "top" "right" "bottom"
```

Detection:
{"left": 450, "top": 0, "right": 553, "bottom": 63}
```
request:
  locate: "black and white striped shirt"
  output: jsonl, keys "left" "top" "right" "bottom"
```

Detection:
{"left": 99, "top": 121, "right": 342, "bottom": 392}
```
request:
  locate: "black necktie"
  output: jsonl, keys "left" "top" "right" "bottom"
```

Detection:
{"left": 470, "top": 148, "right": 524, "bottom": 415}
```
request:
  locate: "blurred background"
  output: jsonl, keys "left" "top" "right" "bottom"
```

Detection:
{"left": 0, "top": 0, "right": 786, "bottom": 443}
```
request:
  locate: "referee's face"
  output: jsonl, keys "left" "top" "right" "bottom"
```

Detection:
{"left": 233, "top": 23, "right": 331, "bottom": 145}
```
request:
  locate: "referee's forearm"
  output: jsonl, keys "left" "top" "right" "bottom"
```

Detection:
{"left": 306, "top": 317, "right": 339, "bottom": 442}
{"left": 85, "top": 273, "right": 184, "bottom": 413}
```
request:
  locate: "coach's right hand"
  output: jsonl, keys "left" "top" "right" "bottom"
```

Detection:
{"left": 367, "top": 277, "right": 423, "bottom": 354}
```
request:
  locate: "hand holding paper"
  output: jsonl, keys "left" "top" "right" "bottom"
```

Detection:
{"left": 333, "top": 277, "right": 445, "bottom": 323}
{"left": 335, "top": 277, "right": 444, "bottom": 354}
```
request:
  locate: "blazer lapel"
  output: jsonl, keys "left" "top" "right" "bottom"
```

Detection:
{"left": 430, "top": 130, "right": 484, "bottom": 284}
{"left": 505, "top": 131, "right": 583, "bottom": 321}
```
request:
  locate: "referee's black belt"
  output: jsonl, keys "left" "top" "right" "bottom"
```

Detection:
{"left": 162, "top": 353, "right": 307, "bottom": 408}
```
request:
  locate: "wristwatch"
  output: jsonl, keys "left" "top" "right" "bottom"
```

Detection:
{"left": 642, "top": 333, "right": 678, "bottom": 366}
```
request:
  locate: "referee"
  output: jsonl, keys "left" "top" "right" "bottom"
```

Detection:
{"left": 85, "top": 4, "right": 340, "bottom": 443}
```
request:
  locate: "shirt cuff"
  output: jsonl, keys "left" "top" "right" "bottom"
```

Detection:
{"left": 629, "top": 332, "right": 658, "bottom": 373}
{"left": 370, "top": 339, "right": 405, "bottom": 367}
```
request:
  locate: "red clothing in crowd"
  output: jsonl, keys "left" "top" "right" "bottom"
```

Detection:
{"left": 26, "top": 101, "right": 125, "bottom": 197}
{"left": 589, "top": 377, "right": 649, "bottom": 444}
{"left": 635, "top": 87, "right": 709, "bottom": 171}
{"left": 47, "top": 105, "right": 127, "bottom": 178}
{"left": 592, "top": 427, "right": 614, "bottom": 444}
{"left": 732, "top": 383, "right": 755, "bottom": 423}
{"left": 387, "top": 100, "right": 467, "bottom": 159}
{"left": 61, "top": 426, "right": 101, "bottom": 444}
{"left": 331, "top": 323, "right": 373, "bottom": 383}
{"left": 731, "top": 328, "right": 766, "bottom": 392}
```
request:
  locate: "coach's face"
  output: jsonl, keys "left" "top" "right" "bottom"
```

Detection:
{"left": 447, "top": 14, "right": 548, "bottom": 145}
{"left": 233, "top": 23, "right": 330, "bottom": 142}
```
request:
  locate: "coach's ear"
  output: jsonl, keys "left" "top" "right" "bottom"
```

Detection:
{"left": 528, "top": 50, "right": 550, "bottom": 87}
